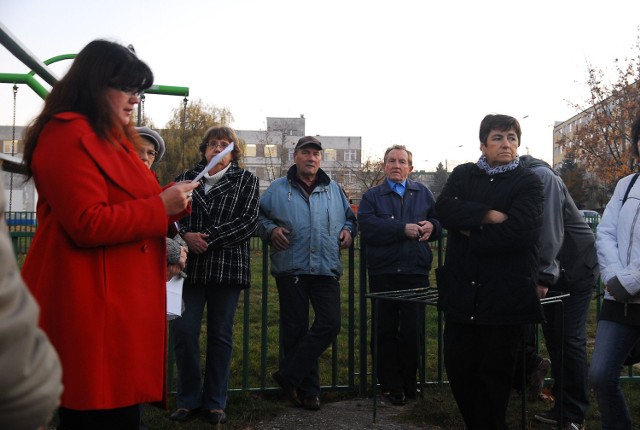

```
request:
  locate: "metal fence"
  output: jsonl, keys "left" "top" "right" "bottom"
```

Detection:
{"left": 8, "top": 212, "right": 637, "bottom": 398}
{"left": 5, "top": 211, "right": 37, "bottom": 258}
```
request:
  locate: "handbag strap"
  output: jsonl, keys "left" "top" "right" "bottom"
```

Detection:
{"left": 622, "top": 173, "right": 640, "bottom": 206}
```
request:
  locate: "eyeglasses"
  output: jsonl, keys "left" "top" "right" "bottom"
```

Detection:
{"left": 207, "top": 141, "right": 230, "bottom": 150}
{"left": 110, "top": 85, "right": 143, "bottom": 97}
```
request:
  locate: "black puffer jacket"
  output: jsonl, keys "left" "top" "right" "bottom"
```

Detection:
{"left": 435, "top": 162, "right": 544, "bottom": 325}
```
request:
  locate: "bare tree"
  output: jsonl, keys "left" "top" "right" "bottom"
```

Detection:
{"left": 339, "top": 156, "right": 385, "bottom": 194}
{"left": 431, "top": 162, "right": 449, "bottom": 196}
{"left": 153, "top": 99, "right": 233, "bottom": 185}
{"left": 557, "top": 32, "right": 640, "bottom": 200}
{"left": 257, "top": 129, "right": 289, "bottom": 181}
{"left": 558, "top": 150, "right": 589, "bottom": 209}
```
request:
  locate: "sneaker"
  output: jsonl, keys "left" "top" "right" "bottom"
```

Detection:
{"left": 534, "top": 410, "right": 559, "bottom": 425}
{"left": 528, "top": 358, "right": 551, "bottom": 400}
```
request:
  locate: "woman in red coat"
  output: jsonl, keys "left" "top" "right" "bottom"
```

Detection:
{"left": 21, "top": 39, "right": 198, "bottom": 430}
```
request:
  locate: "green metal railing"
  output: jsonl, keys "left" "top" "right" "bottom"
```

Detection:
{"left": 9, "top": 212, "right": 636, "bottom": 397}
{"left": 5, "top": 211, "right": 37, "bottom": 257}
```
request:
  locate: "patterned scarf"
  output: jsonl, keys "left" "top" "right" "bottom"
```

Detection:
{"left": 476, "top": 155, "right": 520, "bottom": 176}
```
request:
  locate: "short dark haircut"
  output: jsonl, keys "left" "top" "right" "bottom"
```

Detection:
{"left": 479, "top": 114, "right": 522, "bottom": 147}
{"left": 631, "top": 111, "right": 640, "bottom": 158}
{"left": 198, "top": 126, "right": 242, "bottom": 161}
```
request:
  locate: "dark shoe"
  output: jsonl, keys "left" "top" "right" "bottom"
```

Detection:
{"left": 405, "top": 387, "right": 420, "bottom": 399}
{"left": 528, "top": 358, "right": 551, "bottom": 400}
{"left": 272, "top": 370, "right": 302, "bottom": 407}
{"left": 386, "top": 390, "right": 406, "bottom": 406}
{"left": 207, "top": 410, "right": 228, "bottom": 424}
{"left": 169, "top": 407, "right": 201, "bottom": 422}
{"left": 534, "top": 410, "right": 559, "bottom": 425}
{"left": 302, "top": 395, "right": 321, "bottom": 410}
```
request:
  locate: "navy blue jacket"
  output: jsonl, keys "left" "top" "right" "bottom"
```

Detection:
{"left": 358, "top": 179, "right": 442, "bottom": 277}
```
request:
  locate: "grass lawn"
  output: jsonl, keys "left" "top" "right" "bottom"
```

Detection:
{"left": 138, "top": 245, "right": 640, "bottom": 429}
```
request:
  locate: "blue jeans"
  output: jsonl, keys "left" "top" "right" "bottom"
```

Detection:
{"left": 276, "top": 275, "right": 341, "bottom": 398}
{"left": 172, "top": 280, "right": 240, "bottom": 411}
{"left": 540, "top": 286, "right": 592, "bottom": 421}
{"left": 589, "top": 319, "right": 640, "bottom": 430}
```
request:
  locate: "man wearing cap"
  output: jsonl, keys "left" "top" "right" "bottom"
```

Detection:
{"left": 257, "top": 136, "right": 357, "bottom": 411}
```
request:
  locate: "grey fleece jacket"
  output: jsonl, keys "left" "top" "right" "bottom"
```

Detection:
{"left": 520, "top": 155, "right": 599, "bottom": 292}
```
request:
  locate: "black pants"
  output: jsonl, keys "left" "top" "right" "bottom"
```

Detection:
{"left": 444, "top": 322, "right": 521, "bottom": 430}
{"left": 369, "top": 273, "right": 428, "bottom": 396}
{"left": 541, "top": 286, "right": 592, "bottom": 421}
{"left": 276, "top": 275, "right": 341, "bottom": 398}
{"left": 58, "top": 405, "right": 140, "bottom": 430}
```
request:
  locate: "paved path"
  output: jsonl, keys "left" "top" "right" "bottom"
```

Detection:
{"left": 250, "top": 397, "right": 444, "bottom": 429}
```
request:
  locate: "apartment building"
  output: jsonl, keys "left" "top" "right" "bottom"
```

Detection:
{"left": 552, "top": 110, "right": 591, "bottom": 169}
{"left": 238, "top": 115, "right": 363, "bottom": 200}
{"left": 0, "top": 125, "right": 34, "bottom": 212}
{"left": 0, "top": 117, "right": 364, "bottom": 210}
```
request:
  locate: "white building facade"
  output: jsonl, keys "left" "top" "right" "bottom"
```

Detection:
{"left": 238, "top": 115, "right": 363, "bottom": 200}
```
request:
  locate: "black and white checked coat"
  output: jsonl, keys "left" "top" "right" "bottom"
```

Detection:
{"left": 175, "top": 160, "right": 259, "bottom": 288}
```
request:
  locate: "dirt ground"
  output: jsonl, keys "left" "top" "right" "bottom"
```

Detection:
{"left": 249, "top": 397, "right": 445, "bottom": 430}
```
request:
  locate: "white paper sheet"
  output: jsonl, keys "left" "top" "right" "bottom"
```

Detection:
{"left": 191, "top": 142, "right": 235, "bottom": 183}
{"left": 166, "top": 275, "right": 184, "bottom": 320}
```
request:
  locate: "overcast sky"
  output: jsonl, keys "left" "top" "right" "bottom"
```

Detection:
{"left": 1, "top": 0, "right": 639, "bottom": 171}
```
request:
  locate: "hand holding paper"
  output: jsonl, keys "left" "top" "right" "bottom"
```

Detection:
{"left": 192, "top": 142, "right": 235, "bottom": 183}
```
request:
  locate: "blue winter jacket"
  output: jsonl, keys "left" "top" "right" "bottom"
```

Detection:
{"left": 256, "top": 165, "right": 357, "bottom": 278}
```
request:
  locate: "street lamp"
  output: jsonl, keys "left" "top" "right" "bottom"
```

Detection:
{"left": 445, "top": 145, "right": 464, "bottom": 171}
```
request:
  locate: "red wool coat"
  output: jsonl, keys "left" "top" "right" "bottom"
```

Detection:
{"left": 22, "top": 112, "right": 173, "bottom": 410}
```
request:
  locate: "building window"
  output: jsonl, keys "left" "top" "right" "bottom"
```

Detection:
{"left": 245, "top": 144, "right": 256, "bottom": 157}
{"left": 264, "top": 144, "right": 277, "bottom": 158}
{"left": 3, "top": 140, "right": 17, "bottom": 154}
{"left": 288, "top": 149, "right": 295, "bottom": 161}
{"left": 324, "top": 149, "right": 337, "bottom": 162}
{"left": 343, "top": 172, "right": 355, "bottom": 184}
{"left": 344, "top": 149, "right": 356, "bottom": 161}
